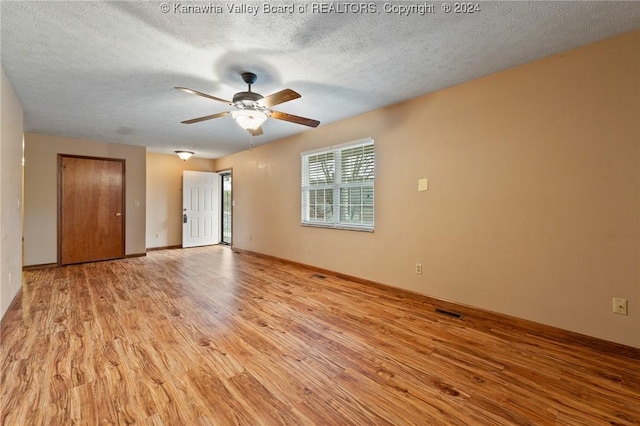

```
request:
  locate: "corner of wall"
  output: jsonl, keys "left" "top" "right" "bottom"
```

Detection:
{"left": 0, "top": 68, "right": 25, "bottom": 319}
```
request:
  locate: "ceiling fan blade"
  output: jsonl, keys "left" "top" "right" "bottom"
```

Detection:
{"left": 256, "top": 89, "right": 300, "bottom": 108}
{"left": 181, "top": 111, "right": 229, "bottom": 124}
{"left": 175, "top": 87, "right": 232, "bottom": 104}
{"left": 270, "top": 110, "right": 320, "bottom": 128}
{"left": 248, "top": 126, "right": 264, "bottom": 136}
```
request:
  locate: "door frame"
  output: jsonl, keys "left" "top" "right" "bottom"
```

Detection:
{"left": 218, "top": 168, "right": 233, "bottom": 247}
{"left": 57, "top": 154, "right": 126, "bottom": 266}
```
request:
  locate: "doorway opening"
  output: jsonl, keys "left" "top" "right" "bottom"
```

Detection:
{"left": 220, "top": 171, "right": 232, "bottom": 246}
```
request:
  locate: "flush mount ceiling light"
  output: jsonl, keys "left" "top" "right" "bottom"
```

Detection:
{"left": 230, "top": 109, "right": 268, "bottom": 131}
{"left": 175, "top": 150, "right": 194, "bottom": 161}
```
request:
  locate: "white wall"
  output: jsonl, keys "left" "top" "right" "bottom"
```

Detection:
{"left": 146, "top": 152, "right": 216, "bottom": 249}
{"left": 0, "top": 68, "right": 24, "bottom": 318}
{"left": 216, "top": 31, "right": 640, "bottom": 348}
{"left": 23, "top": 133, "right": 147, "bottom": 266}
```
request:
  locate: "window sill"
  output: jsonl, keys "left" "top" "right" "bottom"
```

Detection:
{"left": 301, "top": 223, "right": 374, "bottom": 233}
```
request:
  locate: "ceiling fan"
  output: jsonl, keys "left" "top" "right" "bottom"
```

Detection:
{"left": 175, "top": 72, "right": 320, "bottom": 136}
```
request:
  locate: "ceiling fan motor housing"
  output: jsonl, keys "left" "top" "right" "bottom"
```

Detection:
{"left": 233, "top": 91, "right": 264, "bottom": 107}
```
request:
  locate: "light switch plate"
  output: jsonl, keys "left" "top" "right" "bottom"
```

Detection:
{"left": 418, "top": 178, "right": 429, "bottom": 192}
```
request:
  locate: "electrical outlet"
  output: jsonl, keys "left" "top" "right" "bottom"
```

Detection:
{"left": 415, "top": 263, "right": 422, "bottom": 274}
{"left": 613, "top": 297, "right": 628, "bottom": 315}
{"left": 307, "top": 245, "right": 312, "bottom": 253}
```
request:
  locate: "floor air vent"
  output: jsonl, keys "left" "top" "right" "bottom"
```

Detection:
{"left": 311, "top": 273, "right": 327, "bottom": 279}
{"left": 435, "top": 308, "right": 464, "bottom": 319}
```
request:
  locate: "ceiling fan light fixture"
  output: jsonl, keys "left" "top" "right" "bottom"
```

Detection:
{"left": 231, "top": 109, "right": 268, "bottom": 131}
{"left": 175, "top": 150, "right": 194, "bottom": 161}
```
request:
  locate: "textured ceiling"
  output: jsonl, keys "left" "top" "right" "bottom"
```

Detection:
{"left": 2, "top": 1, "right": 639, "bottom": 159}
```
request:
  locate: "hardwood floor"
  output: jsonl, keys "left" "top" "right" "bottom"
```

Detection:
{"left": 2, "top": 246, "right": 639, "bottom": 425}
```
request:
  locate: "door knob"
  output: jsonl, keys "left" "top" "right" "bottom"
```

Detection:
{"left": 115, "top": 212, "right": 122, "bottom": 217}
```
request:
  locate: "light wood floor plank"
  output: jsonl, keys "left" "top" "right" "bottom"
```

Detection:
{"left": 2, "top": 246, "right": 639, "bottom": 425}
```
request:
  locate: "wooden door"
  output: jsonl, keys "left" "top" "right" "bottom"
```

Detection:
{"left": 59, "top": 155, "right": 125, "bottom": 265}
{"left": 182, "top": 171, "right": 220, "bottom": 248}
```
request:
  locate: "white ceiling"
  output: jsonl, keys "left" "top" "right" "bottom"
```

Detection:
{"left": 2, "top": 1, "right": 639, "bottom": 159}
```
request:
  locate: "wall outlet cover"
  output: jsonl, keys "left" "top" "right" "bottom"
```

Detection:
{"left": 613, "top": 297, "right": 628, "bottom": 315}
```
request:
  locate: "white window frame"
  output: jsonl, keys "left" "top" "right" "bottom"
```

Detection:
{"left": 301, "top": 137, "right": 375, "bottom": 232}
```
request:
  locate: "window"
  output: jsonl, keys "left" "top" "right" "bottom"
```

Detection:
{"left": 301, "top": 138, "right": 375, "bottom": 231}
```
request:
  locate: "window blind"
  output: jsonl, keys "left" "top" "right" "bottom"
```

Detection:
{"left": 301, "top": 138, "right": 374, "bottom": 231}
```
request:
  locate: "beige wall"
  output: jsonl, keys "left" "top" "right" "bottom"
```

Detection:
{"left": 146, "top": 152, "right": 216, "bottom": 249}
{"left": 215, "top": 31, "right": 640, "bottom": 348}
{"left": 0, "top": 69, "right": 24, "bottom": 318}
{"left": 23, "top": 133, "right": 146, "bottom": 265}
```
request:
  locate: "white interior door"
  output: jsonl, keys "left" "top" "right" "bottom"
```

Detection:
{"left": 182, "top": 171, "right": 220, "bottom": 248}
